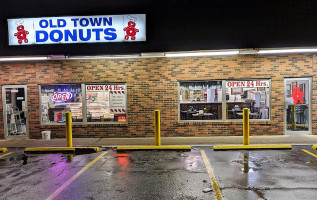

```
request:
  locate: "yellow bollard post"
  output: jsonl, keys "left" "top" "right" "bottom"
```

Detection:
{"left": 66, "top": 112, "right": 73, "bottom": 147}
{"left": 243, "top": 108, "right": 249, "bottom": 145}
{"left": 154, "top": 110, "right": 161, "bottom": 146}
{"left": 291, "top": 104, "right": 296, "bottom": 131}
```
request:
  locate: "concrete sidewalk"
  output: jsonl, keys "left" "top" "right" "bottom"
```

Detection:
{"left": 1, "top": 135, "right": 317, "bottom": 148}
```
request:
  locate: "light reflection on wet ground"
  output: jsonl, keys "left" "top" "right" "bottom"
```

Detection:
{"left": 0, "top": 146, "right": 317, "bottom": 199}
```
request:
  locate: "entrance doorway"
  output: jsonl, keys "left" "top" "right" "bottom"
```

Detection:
{"left": 284, "top": 78, "right": 311, "bottom": 135}
{"left": 2, "top": 85, "right": 28, "bottom": 138}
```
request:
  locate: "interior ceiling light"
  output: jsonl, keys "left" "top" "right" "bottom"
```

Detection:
{"left": 258, "top": 48, "right": 317, "bottom": 54}
{"left": 165, "top": 50, "right": 239, "bottom": 57}
{"left": 0, "top": 56, "right": 48, "bottom": 62}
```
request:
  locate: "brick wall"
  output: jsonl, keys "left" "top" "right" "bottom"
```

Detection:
{"left": 0, "top": 53, "right": 315, "bottom": 139}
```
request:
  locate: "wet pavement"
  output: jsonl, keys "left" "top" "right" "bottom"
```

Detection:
{"left": 0, "top": 146, "right": 316, "bottom": 200}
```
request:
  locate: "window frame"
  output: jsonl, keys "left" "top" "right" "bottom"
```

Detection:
{"left": 178, "top": 79, "right": 271, "bottom": 122}
{"left": 84, "top": 83, "right": 128, "bottom": 124}
{"left": 39, "top": 83, "right": 128, "bottom": 125}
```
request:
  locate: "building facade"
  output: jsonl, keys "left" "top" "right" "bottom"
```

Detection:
{"left": 0, "top": 53, "right": 315, "bottom": 139}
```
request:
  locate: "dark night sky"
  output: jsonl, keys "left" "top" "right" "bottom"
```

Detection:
{"left": 1, "top": 0, "right": 317, "bottom": 56}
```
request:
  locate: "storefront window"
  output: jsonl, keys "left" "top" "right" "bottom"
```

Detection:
{"left": 179, "top": 80, "right": 270, "bottom": 121}
{"left": 85, "top": 84, "right": 127, "bottom": 123}
{"left": 179, "top": 81, "right": 222, "bottom": 120}
{"left": 285, "top": 78, "right": 310, "bottom": 131}
{"left": 226, "top": 80, "right": 270, "bottom": 120}
{"left": 40, "top": 84, "right": 83, "bottom": 124}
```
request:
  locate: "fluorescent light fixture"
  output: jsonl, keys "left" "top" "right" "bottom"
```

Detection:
{"left": 165, "top": 50, "right": 239, "bottom": 57}
{"left": 259, "top": 48, "right": 317, "bottom": 54}
{"left": 69, "top": 54, "right": 140, "bottom": 60}
{"left": 48, "top": 55, "right": 67, "bottom": 59}
{"left": 141, "top": 52, "right": 165, "bottom": 58}
{"left": 239, "top": 49, "right": 259, "bottom": 54}
{"left": 0, "top": 56, "right": 48, "bottom": 62}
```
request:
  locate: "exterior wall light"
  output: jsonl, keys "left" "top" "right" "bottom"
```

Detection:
{"left": 69, "top": 54, "right": 141, "bottom": 60}
{"left": 165, "top": 50, "right": 239, "bottom": 57}
{"left": 0, "top": 56, "right": 48, "bottom": 62}
{"left": 259, "top": 48, "right": 317, "bottom": 54}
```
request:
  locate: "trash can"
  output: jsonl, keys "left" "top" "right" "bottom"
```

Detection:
{"left": 41, "top": 131, "right": 51, "bottom": 140}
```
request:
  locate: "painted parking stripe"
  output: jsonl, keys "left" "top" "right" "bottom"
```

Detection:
{"left": 46, "top": 151, "right": 108, "bottom": 200}
{"left": 200, "top": 150, "right": 223, "bottom": 200}
{"left": 0, "top": 152, "right": 13, "bottom": 158}
{"left": 302, "top": 149, "right": 317, "bottom": 159}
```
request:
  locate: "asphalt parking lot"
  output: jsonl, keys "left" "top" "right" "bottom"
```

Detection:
{"left": 0, "top": 145, "right": 317, "bottom": 200}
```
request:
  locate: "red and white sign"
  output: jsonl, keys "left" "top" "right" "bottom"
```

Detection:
{"left": 118, "top": 115, "right": 127, "bottom": 122}
{"left": 226, "top": 80, "right": 269, "bottom": 88}
{"left": 86, "top": 85, "right": 125, "bottom": 91}
{"left": 110, "top": 90, "right": 126, "bottom": 114}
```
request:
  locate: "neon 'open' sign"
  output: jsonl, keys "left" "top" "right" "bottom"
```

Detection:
{"left": 51, "top": 92, "right": 74, "bottom": 103}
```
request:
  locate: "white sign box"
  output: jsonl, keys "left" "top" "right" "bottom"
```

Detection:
{"left": 8, "top": 14, "right": 146, "bottom": 45}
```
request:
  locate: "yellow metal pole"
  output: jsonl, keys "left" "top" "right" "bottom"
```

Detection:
{"left": 66, "top": 112, "right": 73, "bottom": 147}
{"left": 243, "top": 108, "right": 249, "bottom": 145}
{"left": 154, "top": 110, "right": 161, "bottom": 146}
{"left": 291, "top": 104, "right": 296, "bottom": 131}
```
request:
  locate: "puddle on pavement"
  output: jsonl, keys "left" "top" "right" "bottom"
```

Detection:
{"left": 232, "top": 152, "right": 261, "bottom": 173}
{"left": 0, "top": 152, "right": 77, "bottom": 166}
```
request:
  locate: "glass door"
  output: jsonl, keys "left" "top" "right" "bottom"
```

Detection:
{"left": 2, "top": 85, "right": 28, "bottom": 138}
{"left": 284, "top": 78, "right": 311, "bottom": 135}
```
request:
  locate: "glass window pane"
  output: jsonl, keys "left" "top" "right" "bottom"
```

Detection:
{"left": 226, "top": 80, "right": 270, "bottom": 120}
{"left": 285, "top": 79, "right": 309, "bottom": 131}
{"left": 40, "top": 84, "right": 82, "bottom": 123}
{"left": 179, "top": 81, "right": 222, "bottom": 120}
{"left": 86, "top": 84, "right": 127, "bottom": 123}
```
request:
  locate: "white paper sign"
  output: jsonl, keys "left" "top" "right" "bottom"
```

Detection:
{"left": 207, "top": 89, "right": 215, "bottom": 102}
{"left": 110, "top": 90, "right": 126, "bottom": 114}
{"left": 8, "top": 14, "right": 146, "bottom": 45}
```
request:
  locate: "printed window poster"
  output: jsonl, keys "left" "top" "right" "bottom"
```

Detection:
{"left": 42, "top": 95, "right": 50, "bottom": 103}
{"left": 118, "top": 115, "right": 127, "bottom": 122}
{"left": 110, "top": 90, "right": 126, "bottom": 114}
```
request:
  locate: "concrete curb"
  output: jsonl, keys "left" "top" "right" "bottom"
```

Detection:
{"left": 117, "top": 145, "right": 191, "bottom": 151}
{"left": 0, "top": 148, "right": 8, "bottom": 153}
{"left": 213, "top": 144, "right": 292, "bottom": 151}
{"left": 24, "top": 147, "right": 99, "bottom": 154}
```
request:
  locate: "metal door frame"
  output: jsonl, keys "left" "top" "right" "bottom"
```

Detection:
{"left": 2, "top": 85, "right": 29, "bottom": 139}
{"left": 284, "top": 78, "right": 312, "bottom": 135}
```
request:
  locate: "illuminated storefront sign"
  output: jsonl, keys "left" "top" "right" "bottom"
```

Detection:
{"left": 51, "top": 92, "right": 74, "bottom": 103}
{"left": 8, "top": 14, "right": 146, "bottom": 45}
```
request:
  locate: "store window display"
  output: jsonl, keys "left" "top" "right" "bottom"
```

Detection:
{"left": 40, "top": 83, "right": 127, "bottom": 124}
{"left": 40, "top": 84, "right": 82, "bottom": 124}
{"left": 179, "top": 80, "right": 270, "bottom": 121}
{"left": 86, "top": 84, "right": 127, "bottom": 122}
{"left": 226, "top": 80, "right": 270, "bottom": 120}
{"left": 179, "top": 81, "right": 222, "bottom": 120}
